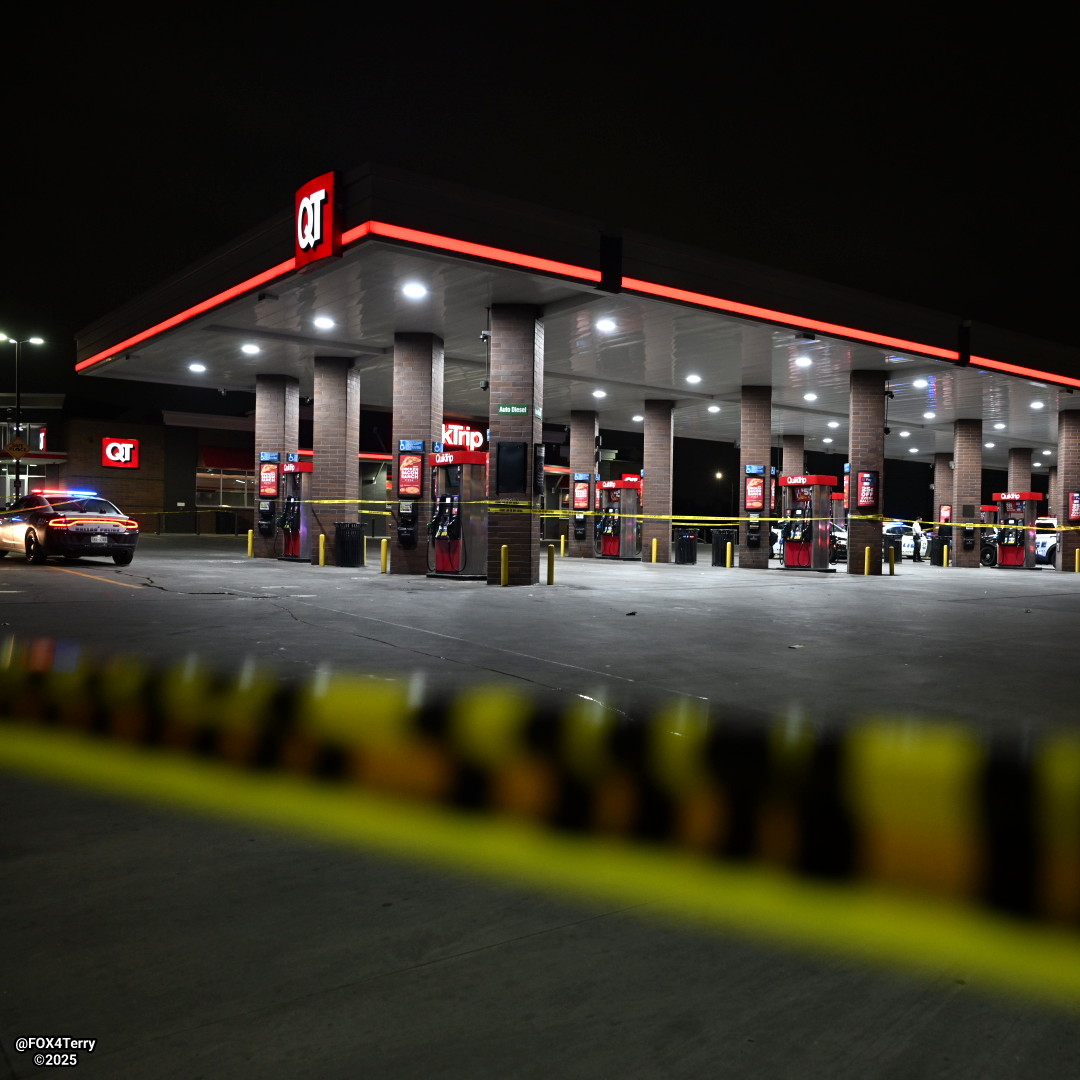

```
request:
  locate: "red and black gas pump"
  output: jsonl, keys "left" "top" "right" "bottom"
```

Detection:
{"left": 778, "top": 474, "right": 838, "bottom": 572}
{"left": 992, "top": 491, "right": 1043, "bottom": 568}
{"left": 427, "top": 449, "right": 488, "bottom": 579}
{"left": 594, "top": 476, "right": 643, "bottom": 559}
{"left": 277, "top": 459, "right": 313, "bottom": 560}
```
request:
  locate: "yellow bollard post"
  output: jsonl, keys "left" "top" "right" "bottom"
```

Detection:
{"left": 943, "top": 543, "right": 950, "bottom": 568}
{"left": 864, "top": 545, "right": 872, "bottom": 575}
{"left": 380, "top": 537, "right": 389, "bottom": 573}
{"left": 362, "top": 535, "right": 368, "bottom": 567}
{"left": 726, "top": 541, "right": 733, "bottom": 568}
{"left": 1075, "top": 547, "right": 1079, "bottom": 573}
{"left": 651, "top": 537, "right": 658, "bottom": 563}
{"left": 247, "top": 529, "right": 254, "bottom": 558}
{"left": 547, "top": 544, "right": 555, "bottom": 585}
{"left": 560, "top": 534, "right": 566, "bottom": 557}
{"left": 501, "top": 545, "right": 509, "bottom": 586}
{"left": 888, "top": 546, "right": 895, "bottom": 575}
{"left": 319, "top": 533, "right": 326, "bottom": 567}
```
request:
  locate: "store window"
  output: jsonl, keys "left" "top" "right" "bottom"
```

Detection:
{"left": 196, "top": 468, "right": 255, "bottom": 508}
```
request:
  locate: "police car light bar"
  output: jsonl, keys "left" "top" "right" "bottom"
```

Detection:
{"left": 32, "top": 489, "right": 98, "bottom": 497}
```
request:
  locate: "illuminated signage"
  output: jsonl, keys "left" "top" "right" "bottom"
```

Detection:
{"left": 856, "top": 471, "right": 878, "bottom": 509}
{"left": 745, "top": 477, "right": 765, "bottom": 511}
{"left": 102, "top": 438, "right": 139, "bottom": 468}
{"left": 259, "top": 463, "right": 279, "bottom": 497}
{"left": 441, "top": 423, "right": 485, "bottom": 451}
{"left": 398, "top": 453, "right": 423, "bottom": 498}
{"left": 294, "top": 172, "right": 340, "bottom": 271}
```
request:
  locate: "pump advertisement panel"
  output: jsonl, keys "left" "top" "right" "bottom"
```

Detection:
{"left": 745, "top": 477, "right": 765, "bottom": 511}
{"left": 856, "top": 471, "right": 878, "bottom": 509}
{"left": 259, "top": 463, "right": 279, "bottom": 498}
{"left": 398, "top": 454, "right": 423, "bottom": 498}
{"left": 1071, "top": 492, "right": 1080, "bottom": 522}
{"left": 573, "top": 481, "right": 590, "bottom": 510}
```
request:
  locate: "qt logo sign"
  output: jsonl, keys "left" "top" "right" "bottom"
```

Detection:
{"left": 294, "top": 171, "right": 340, "bottom": 271}
{"left": 102, "top": 438, "right": 139, "bottom": 468}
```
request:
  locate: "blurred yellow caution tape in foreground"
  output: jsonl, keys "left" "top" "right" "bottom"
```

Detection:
{"left": 2, "top": 635, "right": 1080, "bottom": 1009}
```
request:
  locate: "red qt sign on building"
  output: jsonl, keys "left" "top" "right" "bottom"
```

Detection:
{"left": 102, "top": 438, "right": 139, "bottom": 468}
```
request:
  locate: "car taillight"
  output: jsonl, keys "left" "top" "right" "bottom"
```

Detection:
{"left": 48, "top": 516, "right": 139, "bottom": 529}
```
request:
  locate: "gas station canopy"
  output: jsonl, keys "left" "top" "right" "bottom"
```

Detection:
{"left": 76, "top": 165, "right": 1080, "bottom": 471}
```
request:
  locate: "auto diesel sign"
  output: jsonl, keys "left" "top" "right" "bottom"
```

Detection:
{"left": 102, "top": 438, "right": 139, "bottom": 468}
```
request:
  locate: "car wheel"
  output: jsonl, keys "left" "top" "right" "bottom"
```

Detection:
{"left": 25, "top": 531, "right": 47, "bottom": 564}
{"left": 1047, "top": 545, "right": 1057, "bottom": 567}
{"left": 0, "top": 550, "right": 7, "bottom": 558}
{"left": 113, "top": 551, "right": 134, "bottom": 566}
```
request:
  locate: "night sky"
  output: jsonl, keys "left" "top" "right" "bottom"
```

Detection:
{"left": 6, "top": 10, "right": 1080, "bottom": 399}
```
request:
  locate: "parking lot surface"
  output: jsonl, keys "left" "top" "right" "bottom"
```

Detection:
{"left": 3, "top": 536, "right": 1080, "bottom": 1078}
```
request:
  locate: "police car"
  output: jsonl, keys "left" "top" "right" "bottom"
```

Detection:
{"left": 882, "top": 521, "right": 925, "bottom": 559}
{"left": 1035, "top": 518, "right": 1058, "bottom": 566}
{"left": 0, "top": 489, "right": 140, "bottom": 565}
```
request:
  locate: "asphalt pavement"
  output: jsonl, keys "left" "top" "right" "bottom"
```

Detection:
{"left": 3, "top": 536, "right": 1080, "bottom": 1078}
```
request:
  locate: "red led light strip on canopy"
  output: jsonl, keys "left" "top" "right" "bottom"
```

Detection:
{"left": 75, "top": 259, "right": 296, "bottom": 372}
{"left": 620, "top": 277, "right": 961, "bottom": 361}
{"left": 970, "top": 354, "right": 1080, "bottom": 390}
{"left": 75, "top": 222, "right": 1080, "bottom": 392}
{"left": 342, "top": 221, "right": 604, "bottom": 281}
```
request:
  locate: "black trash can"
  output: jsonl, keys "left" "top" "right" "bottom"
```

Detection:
{"left": 334, "top": 521, "right": 364, "bottom": 567}
{"left": 883, "top": 536, "right": 903, "bottom": 564}
{"left": 676, "top": 530, "right": 698, "bottom": 565}
{"left": 929, "top": 536, "right": 947, "bottom": 566}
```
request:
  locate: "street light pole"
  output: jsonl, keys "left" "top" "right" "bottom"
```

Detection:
{"left": 0, "top": 333, "right": 45, "bottom": 498}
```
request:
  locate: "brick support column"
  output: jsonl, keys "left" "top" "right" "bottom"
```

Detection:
{"left": 391, "top": 334, "right": 444, "bottom": 575}
{"left": 739, "top": 386, "right": 772, "bottom": 569}
{"left": 1008, "top": 447, "right": 1032, "bottom": 492}
{"left": 568, "top": 410, "right": 598, "bottom": 558}
{"left": 254, "top": 374, "right": 299, "bottom": 560}
{"left": 952, "top": 419, "right": 983, "bottom": 568}
{"left": 642, "top": 401, "right": 674, "bottom": 562}
{"left": 847, "top": 371, "right": 886, "bottom": 575}
{"left": 487, "top": 306, "right": 542, "bottom": 586}
{"left": 933, "top": 453, "right": 953, "bottom": 526}
{"left": 309, "top": 358, "right": 360, "bottom": 565}
{"left": 1057, "top": 410, "right": 1080, "bottom": 571}
{"left": 781, "top": 434, "right": 804, "bottom": 476}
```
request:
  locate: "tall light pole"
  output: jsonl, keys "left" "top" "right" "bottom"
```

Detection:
{"left": 0, "top": 332, "right": 45, "bottom": 498}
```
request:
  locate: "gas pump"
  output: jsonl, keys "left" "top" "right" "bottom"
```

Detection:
{"left": 778, "top": 475, "right": 837, "bottom": 572}
{"left": 992, "top": 491, "right": 1043, "bottom": 568}
{"left": 427, "top": 449, "right": 488, "bottom": 579}
{"left": 277, "top": 461, "right": 312, "bottom": 560}
{"left": 594, "top": 477, "right": 642, "bottom": 559}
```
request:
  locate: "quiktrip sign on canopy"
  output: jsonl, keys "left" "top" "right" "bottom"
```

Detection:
{"left": 294, "top": 172, "right": 341, "bottom": 271}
